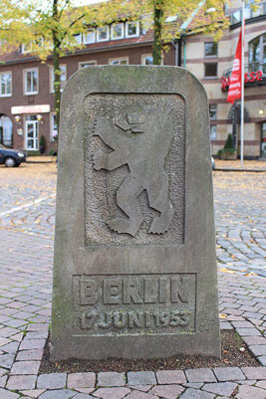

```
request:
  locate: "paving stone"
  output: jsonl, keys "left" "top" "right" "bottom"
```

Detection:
{"left": 258, "top": 356, "right": 266, "bottom": 366}
{"left": 0, "top": 337, "right": 10, "bottom": 347}
{"left": 0, "top": 353, "right": 15, "bottom": 369}
{"left": 67, "top": 372, "right": 96, "bottom": 388}
{"left": 93, "top": 387, "right": 131, "bottom": 399}
{"left": 236, "top": 327, "right": 261, "bottom": 336}
{"left": 0, "top": 375, "right": 7, "bottom": 387}
{"left": 72, "top": 394, "right": 95, "bottom": 399}
{"left": 183, "top": 383, "right": 203, "bottom": 388}
{"left": 241, "top": 367, "right": 266, "bottom": 379}
{"left": 128, "top": 386, "right": 152, "bottom": 392}
{"left": 97, "top": 371, "right": 125, "bottom": 387}
{"left": 149, "top": 384, "right": 185, "bottom": 398}
{"left": 256, "top": 381, "right": 266, "bottom": 389}
{"left": 249, "top": 345, "right": 266, "bottom": 357}
{"left": 39, "top": 389, "right": 77, "bottom": 399}
{"left": 127, "top": 371, "right": 156, "bottom": 386}
{"left": 156, "top": 370, "right": 186, "bottom": 384}
{"left": 213, "top": 367, "right": 246, "bottom": 381}
{"left": 16, "top": 349, "right": 44, "bottom": 361}
{"left": 179, "top": 388, "right": 215, "bottom": 399}
{"left": 37, "top": 373, "right": 67, "bottom": 389}
{"left": 0, "top": 387, "right": 20, "bottom": 399}
{"left": 243, "top": 336, "right": 266, "bottom": 346}
{"left": 6, "top": 374, "right": 37, "bottom": 390}
{"left": 202, "top": 382, "right": 237, "bottom": 396}
{"left": 185, "top": 369, "right": 216, "bottom": 383}
{"left": 10, "top": 360, "right": 40, "bottom": 375}
{"left": 122, "top": 391, "right": 158, "bottom": 399}
{"left": 74, "top": 388, "right": 94, "bottom": 394}
{"left": 20, "top": 389, "right": 46, "bottom": 398}
{"left": 20, "top": 339, "right": 46, "bottom": 350}
{"left": 235, "top": 384, "right": 266, "bottom": 399}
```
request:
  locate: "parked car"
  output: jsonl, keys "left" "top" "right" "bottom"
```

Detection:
{"left": 0, "top": 145, "right": 26, "bottom": 167}
{"left": 211, "top": 156, "right": 215, "bottom": 170}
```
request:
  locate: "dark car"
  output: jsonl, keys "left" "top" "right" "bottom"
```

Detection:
{"left": 0, "top": 145, "right": 26, "bottom": 167}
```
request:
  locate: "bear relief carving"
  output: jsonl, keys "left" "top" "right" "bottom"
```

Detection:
{"left": 93, "top": 111, "right": 175, "bottom": 237}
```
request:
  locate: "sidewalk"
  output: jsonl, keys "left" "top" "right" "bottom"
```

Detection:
{"left": 0, "top": 162, "right": 265, "bottom": 398}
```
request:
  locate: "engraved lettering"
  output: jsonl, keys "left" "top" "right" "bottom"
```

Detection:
{"left": 171, "top": 277, "right": 188, "bottom": 303}
{"left": 103, "top": 279, "right": 121, "bottom": 304}
{"left": 128, "top": 311, "right": 145, "bottom": 328}
{"left": 169, "top": 310, "right": 181, "bottom": 327}
{"left": 159, "top": 277, "right": 168, "bottom": 303}
{"left": 80, "top": 280, "right": 98, "bottom": 305}
{"left": 144, "top": 278, "right": 157, "bottom": 303}
{"left": 80, "top": 311, "right": 97, "bottom": 329}
{"left": 123, "top": 279, "right": 143, "bottom": 304}
{"left": 160, "top": 311, "right": 170, "bottom": 327}
{"left": 98, "top": 312, "right": 112, "bottom": 329}
{"left": 113, "top": 311, "right": 127, "bottom": 329}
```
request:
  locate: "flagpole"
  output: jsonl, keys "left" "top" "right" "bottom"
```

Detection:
{"left": 240, "top": 1, "right": 245, "bottom": 167}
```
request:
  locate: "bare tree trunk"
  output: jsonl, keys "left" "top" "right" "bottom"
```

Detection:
{"left": 152, "top": 1, "right": 164, "bottom": 65}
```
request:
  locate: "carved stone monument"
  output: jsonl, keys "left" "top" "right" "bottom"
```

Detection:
{"left": 51, "top": 66, "right": 220, "bottom": 360}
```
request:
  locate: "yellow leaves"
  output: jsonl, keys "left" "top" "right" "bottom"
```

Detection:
{"left": 219, "top": 313, "right": 227, "bottom": 319}
{"left": 245, "top": 272, "right": 258, "bottom": 277}
{"left": 218, "top": 268, "right": 236, "bottom": 274}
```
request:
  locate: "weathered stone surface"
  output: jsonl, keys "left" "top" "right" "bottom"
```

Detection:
{"left": 51, "top": 66, "right": 220, "bottom": 360}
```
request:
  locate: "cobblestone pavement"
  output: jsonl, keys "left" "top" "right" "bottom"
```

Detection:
{"left": 0, "top": 162, "right": 265, "bottom": 398}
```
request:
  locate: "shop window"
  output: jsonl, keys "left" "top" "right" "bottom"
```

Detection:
{"left": 125, "top": 21, "right": 139, "bottom": 38}
{"left": 204, "top": 63, "right": 217, "bottom": 78}
{"left": 249, "top": 34, "right": 266, "bottom": 74}
{"left": 0, "top": 72, "right": 12, "bottom": 97}
{"left": 97, "top": 26, "right": 109, "bottom": 42}
{"left": 111, "top": 23, "right": 124, "bottom": 40}
{"left": 204, "top": 42, "right": 218, "bottom": 57}
{"left": 24, "top": 68, "right": 38, "bottom": 95}
{"left": 50, "top": 65, "right": 67, "bottom": 93}
{"left": 83, "top": 29, "right": 95, "bottom": 44}
{"left": 109, "top": 58, "right": 128, "bottom": 65}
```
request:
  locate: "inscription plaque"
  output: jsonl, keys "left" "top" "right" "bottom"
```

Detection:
{"left": 51, "top": 66, "right": 220, "bottom": 360}
{"left": 73, "top": 274, "right": 196, "bottom": 335}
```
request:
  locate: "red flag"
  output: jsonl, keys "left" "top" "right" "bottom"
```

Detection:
{"left": 227, "top": 29, "right": 242, "bottom": 104}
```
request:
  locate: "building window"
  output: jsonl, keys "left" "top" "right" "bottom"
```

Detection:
{"left": 79, "top": 61, "right": 97, "bottom": 69}
{"left": 142, "top": 54, "right": 153, "bottom": 65}
{"left": 125, "top": 21, "right": 139, "bottom": 38}
{"left": 204, "top": 42, "right": 218, "bottom": 57}
{"left": 204, "top": 63, "right": 217, "bottom": 78}
{"left": 209, "top": 104, "right": 217, "bottom": 120}
{"left": 24, "top": 68, "right": 38, "bottom": 95}
{"left": 0, "top": 72, "right": 12, "bottom": 97}
{"left": 50, "top": 113, "right": 58, "bottom": 142}
{"left": 97, "top": 26, "right": 109, "bottom": 42}
{"left": 50, "top": 65, "right": 67, "bottom": 93}
{"left": 83, "top": 29, "right": 95, "bottom": 44}
{"left": 109, "top": 57, "right": 128, "bottom": 65}
{"left": 73, "top": 33, "right": 82, "bottom": 45}
{"left": 249, "top": 34, "right": 266, "bottom": 74}
{"left": 210, "top": 125, "right": 217, "bottom": 140}
{"left": 111, "top": 23, "right": 124, "bottom": 40}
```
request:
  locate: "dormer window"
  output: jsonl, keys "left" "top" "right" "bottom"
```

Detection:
{"left": 97, "top": 26, "right": 109, "bottom": 42}
{"left": 83, "top": 29, "right": 95, "bottom": 44}
{"left": 125, "top": 21, "right": 139, "bottom": 38}
{"left": 111, "top": 23, "right": 124, "bottom": 40}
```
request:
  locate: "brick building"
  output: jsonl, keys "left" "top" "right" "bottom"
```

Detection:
{"left": 0, "top": 1, "right": 266, "bottom": 158}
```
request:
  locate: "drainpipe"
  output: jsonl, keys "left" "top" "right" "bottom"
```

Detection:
{"left": 171, "top": 39, "right": 179, "bottom": 66}
{"left": 183, "top": 36, "right": 187, "bottom": 68}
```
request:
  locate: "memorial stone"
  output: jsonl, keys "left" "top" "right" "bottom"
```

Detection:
{"left": 51, "top": 66, "right": 220, "bottom": 360}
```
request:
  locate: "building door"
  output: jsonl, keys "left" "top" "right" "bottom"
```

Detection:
{"left": 261, "top": 122, "right": 266, "bottom": 158}
{"left": 26, "top": 117, "right": 38, "bottom": 150}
